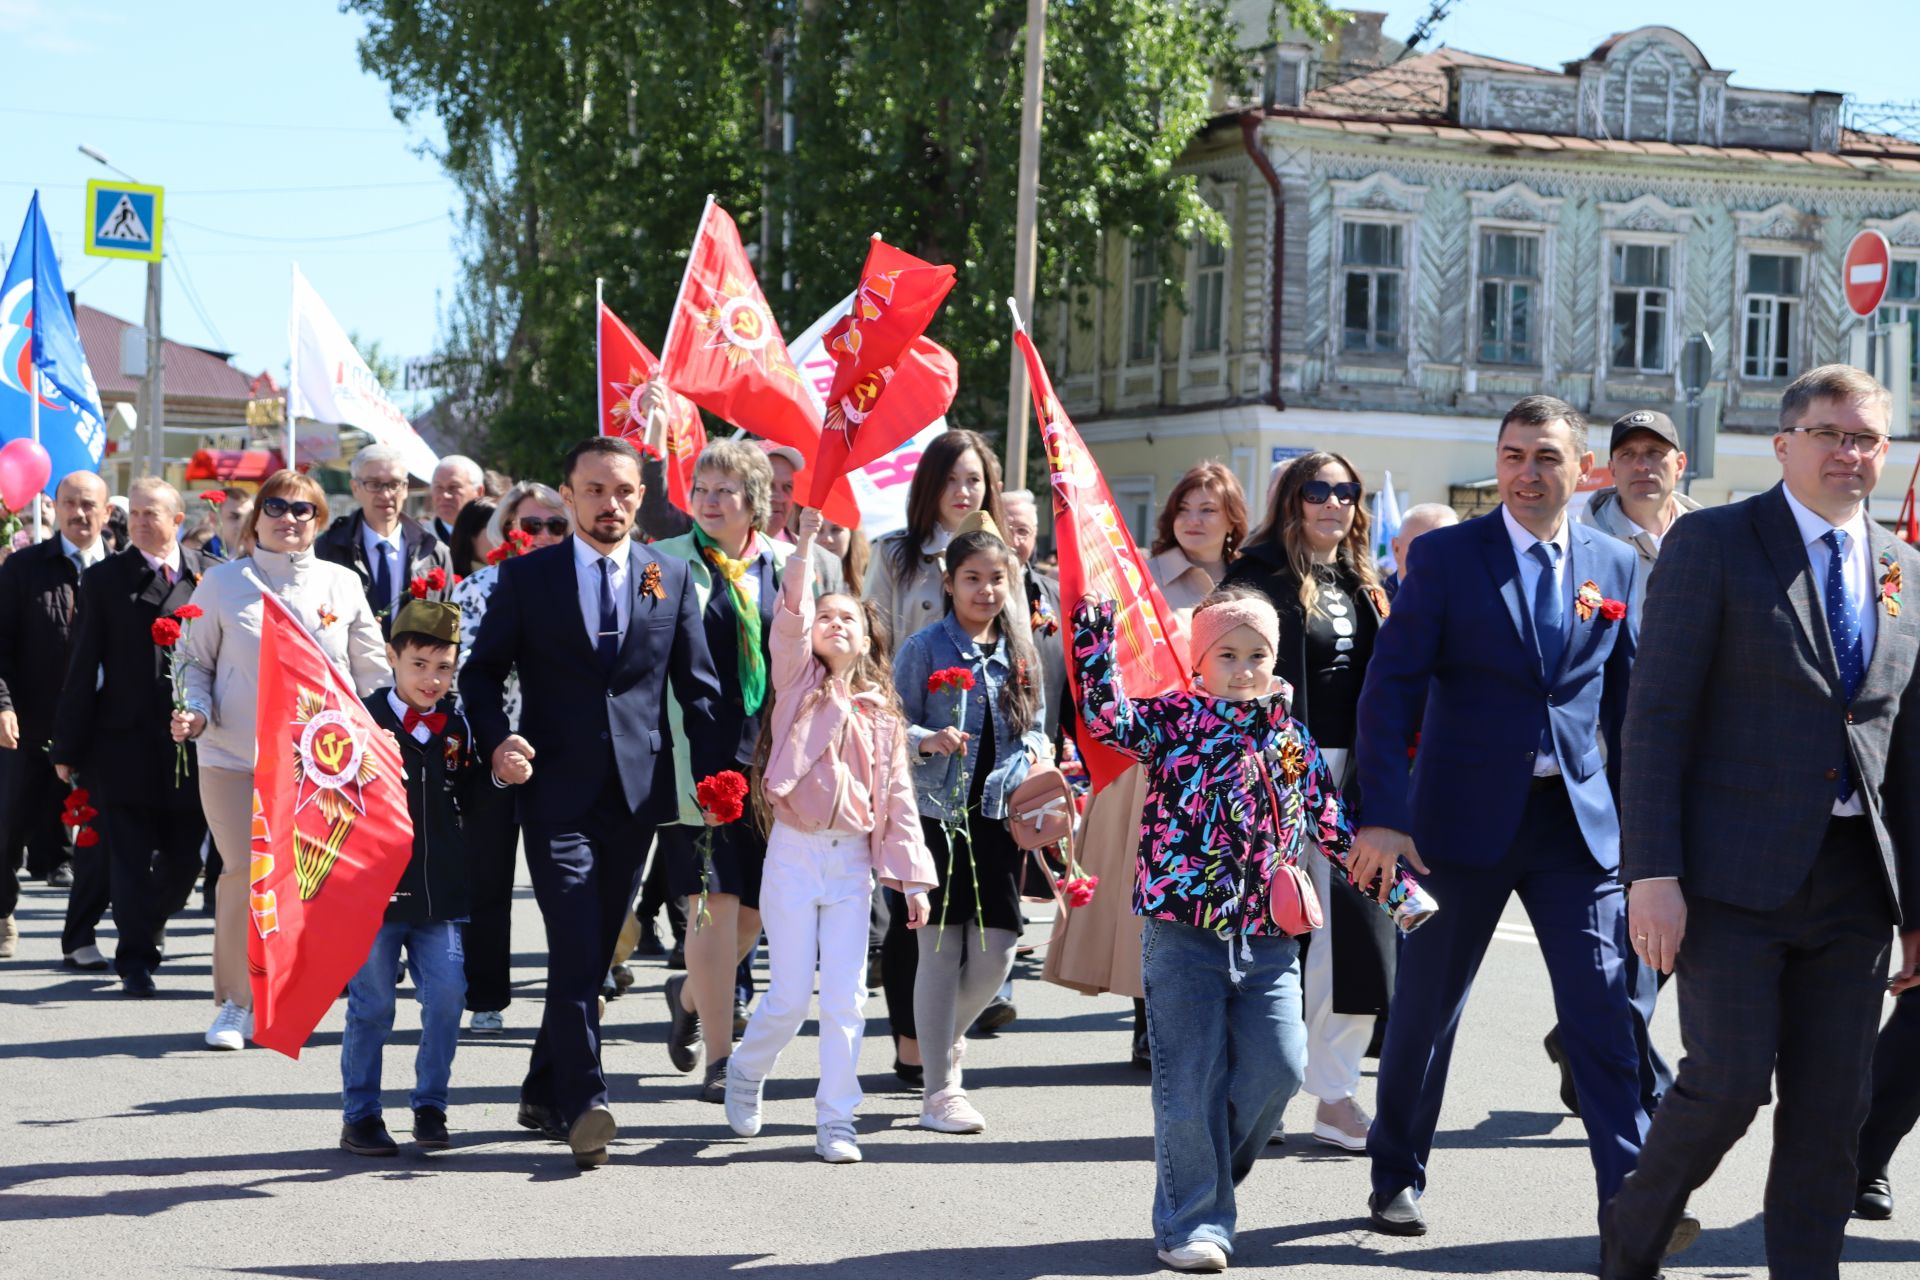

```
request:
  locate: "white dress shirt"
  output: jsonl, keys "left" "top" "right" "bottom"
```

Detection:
{"left": 60, "top": 533, "right": 106, "bottom": 574}
{"left": 361, "top": 521, "right": 405, "bottom": 617}
{"left": 388, "top": 690, "right": 434, "bottom": 743}
{"left": 1502, "top": 505, "right": 1572, "bottom": 777}
{"left": 574, "top": 535, "right": 632, "bottom": 654}
{"left": 1781, "top": 484, "right": 1877, "bottom": 818}
{"left": 139, "top": 544, "right": 183, "bottom": 581}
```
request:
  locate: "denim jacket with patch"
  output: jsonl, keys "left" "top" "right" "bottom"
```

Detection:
{"left": 893, "top": 613, "right": 1049, "bottom": 822}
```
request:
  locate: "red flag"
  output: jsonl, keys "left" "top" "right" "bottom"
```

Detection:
{"left": 598, "top": 298, "right": 705, "bottom": 515}
{"left": 1012, "top": 316, "right": 1191, "bottom": 795}
{"left": 249, "top": 592, "right": 413, "bottom": 1058}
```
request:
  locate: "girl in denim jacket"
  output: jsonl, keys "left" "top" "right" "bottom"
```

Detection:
{"left": 893, "top": 521, "right": 1049, "bottom": 1136}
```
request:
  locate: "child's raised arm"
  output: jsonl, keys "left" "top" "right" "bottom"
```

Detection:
{"left": 1070, "top": 598, "right": 1159, "bottom": 763}
{"left": 771, "top": 508, "right": 822, "bottom": 693}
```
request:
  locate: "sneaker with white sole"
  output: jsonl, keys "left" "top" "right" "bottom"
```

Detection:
{"left": 724, "top": 1063, "right": 764, "bottom": 1137}
{"left": 1313, "top": 1097, "right": 1371, "bottom": 1151}
{"left": 205, "top": 999, "right": 247, "bottom": 1050}
{"left": 815, "top": 1120, "right": 861, "bottom": 1164}
{"left": 242, "top": 1006, "right": 254, "bottom": 1040}
{"left": 468, "top": 1010, "right": 505, "bottom": 1034}
{"left": 1157, "top": 1240, "right": 1229, "bottom": 1272}
{"left": 918, "top": 1085, "right": 986, "bottom": 1134}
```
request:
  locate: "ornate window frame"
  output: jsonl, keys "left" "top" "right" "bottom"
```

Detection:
{"left": 1596, "top": 195, "right": 1695, "bottom": 384}
{"left": 1465, "top": 182, "right": 1563, "bottom": 376}
{"left": 1732, "top": 203, "right": 1819, "bottom": 390}
{"left": 1178, "top": 181, "right": 1237, "bottom": 401}
{"left": 1325, "top": 172, "right": 1426, "bottom": 376}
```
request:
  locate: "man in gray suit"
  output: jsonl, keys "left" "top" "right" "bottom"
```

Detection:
{"left": 1601, "top": 364, "right": 1920, "bottom": 1279}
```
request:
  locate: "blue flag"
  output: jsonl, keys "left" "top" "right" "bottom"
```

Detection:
{"left": 1, "top": 192, "right": 106, "bottom": 495}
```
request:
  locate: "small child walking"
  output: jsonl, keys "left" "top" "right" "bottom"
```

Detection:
{"left": 1073, "top": 588, "right": 1430, "bottom": 1273}
{"left": 724, "top": 507, "right": 938, "bottom": 1164}
{"left": 339, "top": 599, "right": 531, "bottom": 1156}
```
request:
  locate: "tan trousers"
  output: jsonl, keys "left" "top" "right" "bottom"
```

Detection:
{"left": 198, "top": 765, "right": 255, "bottom": 1008}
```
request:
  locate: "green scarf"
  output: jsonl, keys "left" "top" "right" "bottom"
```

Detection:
{"left": 694, "top": 527, "right": 767, "bottom": 717}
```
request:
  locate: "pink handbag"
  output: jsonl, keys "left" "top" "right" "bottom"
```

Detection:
{"left": 1250, "top": 749, "right": 1324, "bottom": 936}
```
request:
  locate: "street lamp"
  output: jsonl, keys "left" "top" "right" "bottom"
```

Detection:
{"left": 77, "top": 144, "right": 164, "bottom": 481}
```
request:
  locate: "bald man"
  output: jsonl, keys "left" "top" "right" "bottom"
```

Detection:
{"left": 0, "top": 471, "right": 110, "bottom": 962}
{"left": 1385, "top": 504, "right": 1460, "bottom": 599}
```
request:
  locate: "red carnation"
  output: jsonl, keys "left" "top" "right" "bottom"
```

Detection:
{"left": 453, "top": 574, "right": 465, "bottom": 587}
{"left": 409, "top": 576, "right": 429, "bottom": 600}
{"left": 426, "top": 567, "right": 447, "bottom": 591}
{"left": 694, "top": 770, "right": 750, "bottom": 825}
{"left": 151, "top": 618, "right": 182, "bottom": 647}
{"left": 1060, "top": 874, "right": 1099, "bottom": 909}
{"left": 173, "top": 603, "right": 204, "bottom": 621}
{"left": 927, "top": 666, "right": 977, "bottom": 695}
{"left": 1600, "top": 598, "right": 1628, "bottom": 622}
{"left": 508, "top": 528, "right": 534, "bottom": 550}
{"left": 64, "top": 788, "right": 90, "bottom": 809}
{"left": 485, "top": 545, "right": 508, "bottom": 565}
{"left": 202, "top": 491, "right": 226, "bottom": 506}
{"left": 75, "top": 827, "right": 100, "bottom": 849}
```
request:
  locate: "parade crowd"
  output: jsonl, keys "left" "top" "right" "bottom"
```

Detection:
{"left": 6, "top": 363, "right": 1920, "bottom": 1278}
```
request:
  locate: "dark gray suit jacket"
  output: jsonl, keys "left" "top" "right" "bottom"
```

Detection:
{"left": 1621, "top": 483, "right": 1920, "bottom": 925}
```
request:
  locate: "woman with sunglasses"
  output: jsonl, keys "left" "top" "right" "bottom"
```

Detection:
{"left": 1224, "top": 450, "right": 1397, "bottom": 1154}
{"left": 448, "top": 482, "right": 572, "bottom": 1033}
{"left": 174, "top": 470, "right": 390, "bottom": 1051}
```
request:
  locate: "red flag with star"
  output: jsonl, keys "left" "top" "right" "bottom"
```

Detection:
{"left": 802, "top": 237, "right": 958, "bottom": 511}
{"left": 249, "top": 592, "right": 413, "bottom": 1058}
{"left": 598, "top": 299, "right": 705, "bottom": 515}
{"left": 1011, "top": 312, "right": 1191, "bottom": 795}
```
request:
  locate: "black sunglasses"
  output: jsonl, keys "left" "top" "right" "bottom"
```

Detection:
{"left": 517, "top": 517, "right": 569, "bottom": 536}
{"left": 260, "top": 497, "right": 319, "bottom": 522}
{"left": 1301, "top": 480, "right": 1363, "bottom": 507}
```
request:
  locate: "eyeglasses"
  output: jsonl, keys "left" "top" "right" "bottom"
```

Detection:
{"left": 1787, "top": 426, "right": 1890, "bottom": 458}
{"left": 357, "top": 479, "right": 407, "bottom": 496}
{"left": 1301, "top": 480, "right": 1363, "bottom": 507}
{"left": 260, "top": 497, "right": 319, "bottom": 522}
{"left": 517, "top": 516, "right": 570, "bottom": 536}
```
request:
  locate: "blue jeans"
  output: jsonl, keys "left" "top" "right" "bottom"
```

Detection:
{"left": 1141, "top": 917, "right": 1306, "bottom": 1255}
{"left": 341, "top": 919, "right": 467, "bottom": 1123}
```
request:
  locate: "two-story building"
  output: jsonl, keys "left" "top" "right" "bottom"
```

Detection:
{"left": 1049, "top": 22, "right": 1920, "bottom": 531}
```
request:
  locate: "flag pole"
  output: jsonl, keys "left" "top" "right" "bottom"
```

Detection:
{"left": 284, "top": 262, "right": 298, "bottom": 470}
{"left": 595, "top": 277, "right": 605, "bottom": 435}
{"left": 659, "top": 194, "right": 715, "bottom": 358}
{"left": 28, "top": 195, "right": 43, "bottom": 541}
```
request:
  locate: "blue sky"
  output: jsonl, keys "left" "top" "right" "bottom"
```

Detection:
{"left": 0, "top": 1, "right": 1913, "bottom": 396}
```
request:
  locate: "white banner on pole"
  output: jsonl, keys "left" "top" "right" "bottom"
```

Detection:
{"left": 288, "top": 264, "right": 439, "bottom": 479}
{"left": 786, "top": 293, "right": 944, "bottom": 539}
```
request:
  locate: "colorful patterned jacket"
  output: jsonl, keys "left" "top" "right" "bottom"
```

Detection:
{"left": 1073, "top": 599, "right": 1356, "bottom": 939}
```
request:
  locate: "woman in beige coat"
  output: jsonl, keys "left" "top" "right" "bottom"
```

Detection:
{"left": 1043, "top": 462, "right": 1247, "bottom": 1068}
{"left": 174, "top": 470, "right": 389, "bottom": 1051}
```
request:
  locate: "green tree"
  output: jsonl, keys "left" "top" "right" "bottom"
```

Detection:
{"left": 347, "top": 0, "right": 1335, "bottom": 480}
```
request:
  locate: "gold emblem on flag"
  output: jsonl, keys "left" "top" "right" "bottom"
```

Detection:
{"left": 288, "top": 685, "right": 381, "bottom": 901}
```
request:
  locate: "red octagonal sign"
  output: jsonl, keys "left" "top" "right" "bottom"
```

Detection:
{"left": 1845, "top": 228, "right": 1892, "bottom": 318}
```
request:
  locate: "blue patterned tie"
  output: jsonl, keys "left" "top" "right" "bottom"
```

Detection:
{"left": 370, "top": 541, "right": 393, "bottom": 621}
{"left": 1529, "top": 542, "right": 1565, "bottom": 679}
{"left": 1823, "top": 529, "right": 1864, "bottom": 801}
{"left": 596, "top": 558, "right": 620, "bottom": 674}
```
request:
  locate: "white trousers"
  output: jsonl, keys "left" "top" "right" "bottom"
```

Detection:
{"left": 728, "top": 822, "right": 875, "bottom": 1125}
{"left": 1303, "top": 746, "right": 1372, "bottom": 1102}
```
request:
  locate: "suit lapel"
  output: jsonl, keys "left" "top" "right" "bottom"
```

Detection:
{"left": 614, "top": 541, "right": 662, "bottom": 676}
{"left": 1860, "top": 519, "right": 1911, "bottom": 698}
{"left": 1752, "top": 484, "right": 1840, "bottom": 697}
{"left": 1478, "top": 510, "right": 1541, "bottom": 686}
{"left": 557, "top": 538, "right": 601, "bottom": 668}
{"left": 1552, "top": 525, "right": 1588, "bottom": 683}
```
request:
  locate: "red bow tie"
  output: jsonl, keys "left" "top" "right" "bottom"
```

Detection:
{"left": 403, "top": 708, "right": 447, "bottom": 736}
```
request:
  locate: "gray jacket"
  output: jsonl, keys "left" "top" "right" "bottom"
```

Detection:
{"left": 1577, "top": 486, "right": 1704, "bottom": 620}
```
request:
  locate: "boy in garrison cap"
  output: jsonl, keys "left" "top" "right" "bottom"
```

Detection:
{"left": 339, "top": 599, "right": 533, "bottom": 1157}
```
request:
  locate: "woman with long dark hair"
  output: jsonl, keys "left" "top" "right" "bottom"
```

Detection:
{"left": 1223, "top": 449, "right": 1395, "bottom": 1153}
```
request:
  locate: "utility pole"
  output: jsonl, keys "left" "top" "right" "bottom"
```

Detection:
{"left": 78, "top": 145, "right": 165, "bottom": 479}
{"left": 1005, "top": 0, "right": 1046, "bottom": 491}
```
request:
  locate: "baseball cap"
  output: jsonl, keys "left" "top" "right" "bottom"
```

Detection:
{"left": 1609, "top": 409, "right": 1681, "bottom": 454}
{"left": 753, "top": 439, "right": 805, "bottom": 472}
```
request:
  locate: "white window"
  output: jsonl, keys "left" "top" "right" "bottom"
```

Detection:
{"left": 1478, "top": 230, "right": 1542, "bottom": 366}
{"left": 1610, "top": 243, "right": 1671, "bottom": 374}
{"left": 1340, "top": 220, "right": 1404, "bottom": 354}
{"left": 1190, "top": 235, "right": 1226, "bottom": 356}
{"left": 1742, "top": 253, "right": 1803, "bottom": 381}
{"left": 1127, "top": 243, "right": 1160, "bottom": 364}
{"left": 1877, "top": 258, "right": 1920, "bottom": 387}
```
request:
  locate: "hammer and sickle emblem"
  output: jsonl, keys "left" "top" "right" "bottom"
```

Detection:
{"left": 313, "top": 728, "right": 350, "bottom": 774}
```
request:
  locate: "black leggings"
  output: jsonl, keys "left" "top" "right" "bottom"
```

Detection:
{"left": 881, "top": 887, "right": 919, "bottom": 1041}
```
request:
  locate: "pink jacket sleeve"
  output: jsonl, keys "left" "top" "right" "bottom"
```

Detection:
{"left": 771, "top": 549, "right": 816, "bottom": 694}
{"left": 871, "top": 714, "right": 937, "bottom": 892}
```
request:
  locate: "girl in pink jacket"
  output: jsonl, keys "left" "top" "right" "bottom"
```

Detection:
{"left": 724, "top": 507, "right": 938, "bottom": 1164}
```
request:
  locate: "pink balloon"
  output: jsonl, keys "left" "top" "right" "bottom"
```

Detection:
{"left": 0, "top": 438, "right": 53, "bottom": 513}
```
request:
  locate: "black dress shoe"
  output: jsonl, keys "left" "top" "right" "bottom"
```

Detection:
{"left": 1367, "top": 1188, "right": 1427, "bottom": 1236}
{"left": 632, "top": 927, "right": 668, "bottom": 959}
{"left": 412, "top": 1106, "right": 450, "bottom": 1150}
{"left": 970, "top": 996, "right": 1017, "bottom": 1036}
{"left": 666, "top": 941, "right": 687, "bottom": 971}
{"left": 664, "top": 973, "right": 700, "bottom": 1073}
{"left": 893, "top": 1058, "right": 924, "bottom": 1087}
{"left": 1599, "top": 1235, "right": 1663, "bottom": 1280}
{"left": 121, "top": 969, "right": 157, "bottom": 998}
{"left": 569, "top": 1105, "right": 615, "bottom": 1169}
{"left": 1130, "top": 1028, "right": 1152, "bottom": 1072}
{"left": 732, "top": 999, "right": 749, "bottom": 1039}
{"left": 47, "top": 863, "right": 73, "bottom": 888}
{"left": 1858, "top": 1175, "right": 1895, "bottom": 1220}
{"left": 516, "top": 1101, "right": 566, "bottom": 1142}
{"left": 700, "top": 1058, "right": 729, "bottom": 1103}
{"left": 340, "top": 1115, "right": 399, "bottom": 1156}
{"left": 1543, "top": 1028, "right": 1580, "bottom": 1117}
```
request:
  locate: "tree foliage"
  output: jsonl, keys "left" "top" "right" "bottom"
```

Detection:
{"left": 347, "top": 0, "right": 1334, "bottom": 479}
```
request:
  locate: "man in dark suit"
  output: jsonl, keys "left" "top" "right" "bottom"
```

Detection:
{"left": 1350, "top": 396, "right": 1661, "bottom": 1241}
{"left": 1602, "top": 364, "right": 1920, "bottom": 1279}
{"left": 461, "top": 435, "right": 725, "bottom": 1170}
{"left": 316, "top": 443, "right": 452, "bottom": 635}
{"left": 0, "top": 470, "right": 111, "bottom": 962}
{"left": 51, "top": 478, "right": 209, "bottom": 996}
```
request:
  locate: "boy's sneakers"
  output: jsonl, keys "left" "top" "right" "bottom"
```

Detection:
{"left": 724, "top": 1063, "right": 764, "bottom": 1137}
{"left": 412, "top": 1107, "right": 450, "bottom": 1150}
{"left": 918, "top": 1086, "right": 986, "bottom": 1134}
{"left": 468, "top": 1010, "right": 504, "bottom": 1034}
{"left": 340, "top": 1115, "right": 399, "bottom": 1157}
{"left": 1157, "top": 1240, "right": 1229, "bottom": 1272}
{"left": 205, "top": 999, "right": 248, "bottom": 1050}
{"left": 815, "top": 1121, "right": 861, "bottom": 1164}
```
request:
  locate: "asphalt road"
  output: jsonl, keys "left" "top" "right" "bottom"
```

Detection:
{"left": 2, "top": 871, "right": 1917, "bottom": 1279}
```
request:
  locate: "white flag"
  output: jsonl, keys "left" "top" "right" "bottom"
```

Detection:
{"left": 288, "top": 265, "right": 439, "bottom": 480}
{"left": 1374, "top": 469, "right": 1404, "bottom": 574}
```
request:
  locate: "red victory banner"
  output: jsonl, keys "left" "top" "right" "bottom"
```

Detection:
{"left": 249, "top": 592, "right": 413, "bottom": 1058}
{"left": 803, "top": 236, "right": 958, "bottom": 512}
{"left": 597, "top": 288, "right": 705, "bottom": 515}
{"left": 1010, "top": 302, "right": 1191, "bottom": 795}
{"left": 658, "top": 197, "right": 857, "bottom": 527}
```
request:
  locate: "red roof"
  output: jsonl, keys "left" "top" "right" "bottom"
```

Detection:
{"left": 75, "top": 304, "right": 263, "bottom": 402}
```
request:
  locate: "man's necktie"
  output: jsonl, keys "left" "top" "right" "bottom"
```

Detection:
{"left": 1529, "top": 542, "right": 1565, "bottom": 680}
{"left": 370, "top": 542, "right": 394, "bottom": 618}
{"left": 1823, "top": 529, "right": 1865, "bottom": 801}
{"left": 402, "top": 707, "right": 447, "bottom": 736}
{"left": 597, "top": 558, "right": 620, "bottom": 673}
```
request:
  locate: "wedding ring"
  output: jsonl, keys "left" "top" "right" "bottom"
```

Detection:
{"left": 1634, "top": 933, "right": 1649, "bottom": 942}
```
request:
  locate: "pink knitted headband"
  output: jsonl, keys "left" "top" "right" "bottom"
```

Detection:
{"left": 1188, "top": 595, "right": 1279, "bottom": 662}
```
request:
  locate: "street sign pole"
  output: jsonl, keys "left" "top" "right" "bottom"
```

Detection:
{"left": 1680, "top": 331, "right": 1713, "bottom": 496}
{"left": 145, "top": 259, "right": 163, "bottom": 479}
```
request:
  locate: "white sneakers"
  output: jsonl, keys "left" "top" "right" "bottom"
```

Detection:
{"left": 205, "top": 999, "right": 249, "bottom": 1051}
{"left": 918, "top": 1086, "right": 986, "bottom": 1134}
{"left": 1312, "top": 1097, "right": 1372, "bottom": 1152}
{"left": 468, "top": 1010, "right": 504, "bottom": 1034}
{"left": 1157, "top": 1240, "right": 1229, "bottom": 1272}
{"left": 724, "top": 1064, "right": 765, "bottom": 1138}
{"left": 814, "top": 1121, "right": 861, "bottom": 1164}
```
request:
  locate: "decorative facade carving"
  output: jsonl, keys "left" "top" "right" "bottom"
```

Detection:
{"left": 1600, "top": 194, "right": 1695, "bottom": 235}
{"left": 1811, "top": 95, "right": 1842, "bottom": 153}
{"left": 1468, "top": 182, "right": 1563, "bottom": 224}
{"left": 1735, "top": 202, "right": 1818, "bottom": 243}
{"left": 1865, "top": 212, "right": 1920, "bottom": 248}
{"left": 1697, "top": 73, "right": 1728, "bottom": 145}
{"left": 1459, "top": 77, "right": 1490, "bottom": 130}
{"left": 1330, "top": 172, "right": 1427, "bottom": 213}
{"left": 1579, "top": 68, "right": 1607, "bottom": 138}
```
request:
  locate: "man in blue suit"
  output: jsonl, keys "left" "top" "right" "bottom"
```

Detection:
{"left": 1349, "top": 396, "right": 1671, "bottom": 1248}
{"left": 462, "top": 435, "right": 725, "bottom": 1170}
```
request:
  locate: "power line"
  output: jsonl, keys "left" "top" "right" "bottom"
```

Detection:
{"left": 0, "top": 104, "right": 406, "bottom": 136}
{"left": 163, "top": 229, "right": 229, "bottom": 351}
{"left": 171, "top": 214, "right": 450, "bottom": 244}
{"left": 1, "top": 179, "right": 451, "bottom": 195}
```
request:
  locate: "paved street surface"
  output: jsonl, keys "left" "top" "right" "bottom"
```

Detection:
{"left": 3, "top": 870, "right": 1917, "bottom": 1279}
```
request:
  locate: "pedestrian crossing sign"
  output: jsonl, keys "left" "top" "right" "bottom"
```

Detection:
{"left": 84, "top": 179, "right": 164, "bottom": 262}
